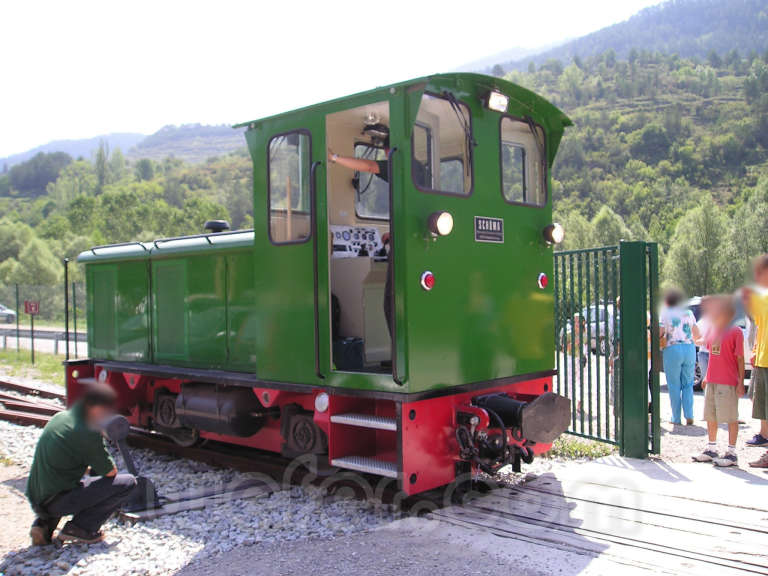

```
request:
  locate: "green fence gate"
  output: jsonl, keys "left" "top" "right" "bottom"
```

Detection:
{"left": 553, "top": 241, "right": 660, "bottom": 458}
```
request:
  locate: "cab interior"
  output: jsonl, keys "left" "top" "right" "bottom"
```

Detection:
{"left": 325, "top": 101, "right": 392, "bottom": 373}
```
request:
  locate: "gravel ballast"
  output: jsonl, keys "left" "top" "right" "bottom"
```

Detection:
{"left": 1, "top": 373, "right": 763, "bottom": 575}
{"left": 0, "top": 420, "right": 400, "bottom": 576}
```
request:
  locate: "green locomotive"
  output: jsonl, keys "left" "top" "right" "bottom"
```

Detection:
{"left": 68, "top": 73, "right": 571, "bottom": 495}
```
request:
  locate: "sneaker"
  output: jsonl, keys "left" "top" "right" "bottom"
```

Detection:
{"left": 713, "top": 452, "right": 738, "bottom": 467}
{"left": 29, "top": 517, "right": 58, "bottom": 546}
{"left": 686, "top": 418, "right": 695, "bottom": 426}
{"left": 692, "top": 449, "right": 718, "bottom": 462}
{"left": 56, "top": 521, "right": 104, "bottom": 544}
{"left": 746, "top": 434, "right": 768, "bottom": 447}
{"left": 748, "top": 452, "right": 768, "bottom": 468}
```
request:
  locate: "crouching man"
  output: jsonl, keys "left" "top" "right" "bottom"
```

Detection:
{"left": 25, "top": 382, "right": 136, "bottom": 545}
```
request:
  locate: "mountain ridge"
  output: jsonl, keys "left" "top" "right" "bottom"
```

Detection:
{"left": 1, "top": 124, "right": 246, "bottom": 169}
{"left": 488, "top": 0, "right": 768, "bottom": 74}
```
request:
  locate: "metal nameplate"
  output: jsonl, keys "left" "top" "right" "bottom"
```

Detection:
{"left": 474, "top": 216, "right": 504, "bottom": 243}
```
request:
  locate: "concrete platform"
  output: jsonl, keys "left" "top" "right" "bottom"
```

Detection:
{"left": 431, "top": 456, "right": 768, "bottom": 575}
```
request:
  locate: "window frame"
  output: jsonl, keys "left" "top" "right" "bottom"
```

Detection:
{"left": 352, "top": 141, "right": 389, "bottom": 222}
{"left": 498, "top": 114, "right": 548, "bottom": 209}
{"left": 266, "top": 129, "right": 313, "bottom": 246}
{"left": 411, "top": 91, "right": 474, "bottom": 198}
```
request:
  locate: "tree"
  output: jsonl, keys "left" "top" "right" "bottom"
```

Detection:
{"left": 0, "top": 237, "right": 60, "bottom": 285}
{"left": 8, "top": 152, "right": 72, "bottom": 196}
{"left": 491, "top": 64, "right": 505, "bottom": 77}
{"left": 94, "top": 140, "right": 110, "bottom": 193}
{"left": 556, "top": 210, "right": 593, "bottom": 251}
{"left": 46, "top": 160, "right": 97, "bottom": 208}
{"left": 66, "top": 195, "right": 98, "bottom": 232}
{"left": 591, "top": 205, "right": 631, "bottom": 246}
{"left": 0, "top": 220, "right": 34, "bottom": 262}
{"left": 664, "top": 196, "right": 727, "bottom": 296}
{"left": 721, "top": 177, "right": 768, "bottom": 289}
{"left": 707, "top": 50, "right": 722, "bottom": 68}
{"left": 628, "top": 124, "right": 671, "bottom": 164}
{"left": 109, "top": 147, "right": 126, "bottom": 182}
{"left": 134, "top": 158, "right": 155, "bottom": 181}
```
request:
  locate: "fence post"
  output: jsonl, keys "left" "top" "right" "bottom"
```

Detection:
{"left": 15, "top": 284, "right": 20, "bottom": 352}
{"left": 64, "top": 258, "right": 70, "bottom": 361}
{"left": 72, "top": 281, "right": 78, "bottom": 359}
{"left": 619, "top": 241, "right": 649, "bottom": 458}
{"left": 647, "top": 243, "right": 661, "bottom": 455}
{"left": 30, "top": 314, "right": 35, "bottom": 365}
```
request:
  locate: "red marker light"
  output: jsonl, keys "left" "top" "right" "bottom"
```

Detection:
{"left": 420, "top": 271, "right": 435, "bottom": 291}
{"left": 537, "top": 273, "right": 548, "bottom": 289}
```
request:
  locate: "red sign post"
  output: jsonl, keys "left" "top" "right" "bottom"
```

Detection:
{"left": 24, "top": 301, "right": 39, "bottom": 365}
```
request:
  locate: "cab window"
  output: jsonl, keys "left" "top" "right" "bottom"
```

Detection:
{"left": 354, "top": 143, "right": 389, "bottom": 220}
{"left": 412, "top": 93, "right": 472, "bottom": 196}
{"left": 500, "top": 117, "right": 546, "bottom": 206}
{"left": 268, "top": 131, "right": 311, "bottom": 244}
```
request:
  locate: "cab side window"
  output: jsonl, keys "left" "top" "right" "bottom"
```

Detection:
{"left": 411, "top": 93, "right": 472, "bottom": 196}
{"left": 500, "top": 117, "right": 546, "bottom": 206}
{"left": 268, "top": 132, "right": 311, "bottom": 244}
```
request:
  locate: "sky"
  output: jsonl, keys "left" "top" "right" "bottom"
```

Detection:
{"left": 0, "top": 0, "right": 663, "bottom": 158}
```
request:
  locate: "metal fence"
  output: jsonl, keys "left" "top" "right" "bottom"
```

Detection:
{"left": 0, "top": 282, "right": 87, "bottom": 360}
{"left": 553, "top": 241, "right": 660, "bottom": 458}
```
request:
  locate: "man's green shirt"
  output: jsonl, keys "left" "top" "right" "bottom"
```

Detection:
{"left": 25, "top": 402, "right": 116, "bottom": 507}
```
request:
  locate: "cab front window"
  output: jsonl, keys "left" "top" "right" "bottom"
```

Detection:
{"left": 412, "top": 93, "right": 472, "bottom": 196}
{"left": 500, "top": 117, "right": 546, "bottom": 207}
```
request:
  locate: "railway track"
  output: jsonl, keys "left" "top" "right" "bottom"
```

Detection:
{"left": 0, "top": 379, "right": 442, "bottom": 511}
{"left": 0, "top": 380, "right": 306, "bottom": 477}
{"left": 0, "top": 380, "right": 64, "bottom": 426}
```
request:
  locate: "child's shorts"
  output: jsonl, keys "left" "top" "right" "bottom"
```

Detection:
{"left": 703, "top": 383, "right": 739, "bottom": 423}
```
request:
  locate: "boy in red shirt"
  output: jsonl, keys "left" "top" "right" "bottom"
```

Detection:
{"left": 692, "top": 296, "right": 745, "bottom": 467}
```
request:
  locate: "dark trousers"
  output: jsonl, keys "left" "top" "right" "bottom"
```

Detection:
{"left": 41, "top": 474, "right": 136, "bottom": 533}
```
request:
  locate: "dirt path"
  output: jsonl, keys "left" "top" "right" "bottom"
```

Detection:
{"left": 658, "top": 389, "right": 764, "bottom": 467}
{"left": 0, "top": 464, "right": 35, "bottom": 557}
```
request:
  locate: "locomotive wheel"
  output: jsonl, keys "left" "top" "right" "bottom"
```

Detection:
{"left": 166, "top": 427, "right": 200, "bottom": 448}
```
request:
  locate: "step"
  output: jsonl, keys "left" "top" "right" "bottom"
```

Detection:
{"left": 331, "top": 455, "right": 398, "bottom": 478}
{"left": 330, "top": 413, "right": 397, "bottom": 431}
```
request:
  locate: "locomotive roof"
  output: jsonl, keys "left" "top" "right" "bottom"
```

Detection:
{"left": 77, "top": 229, "right": 255, "bottom": 263}
{"left": 234, "top": 72, "right": 571, "bottom": 132}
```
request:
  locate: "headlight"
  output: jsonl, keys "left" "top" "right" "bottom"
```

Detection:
{"left": 314, "top": 392, "right": 329, "bottom": 413}
{"left": 428, "top": 211, "right": 454, "bottom": 236}
{"left": 543, "top": 223, "right": 564, "bottom": 245}
{"left": 486, "top": 90, "right": 509, "bottom": 113}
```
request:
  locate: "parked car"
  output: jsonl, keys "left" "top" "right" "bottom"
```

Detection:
{"left": 0, "top": 304, "right": 16, "bottom": 323}
{"left": 559, "top": 304, "right": 618, "bottom": 356}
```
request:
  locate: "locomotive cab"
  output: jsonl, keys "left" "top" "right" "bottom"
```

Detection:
{"left": 70, "top": 74, "right": 572, "bottom": 496}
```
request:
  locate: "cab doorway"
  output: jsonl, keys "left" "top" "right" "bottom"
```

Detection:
{"left": 325, "top": 101, "right": 392, "bottom": 374}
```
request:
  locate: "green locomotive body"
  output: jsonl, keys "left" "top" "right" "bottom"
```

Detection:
{"left": 70, "top": 73, "right": 572, "bottom": 494}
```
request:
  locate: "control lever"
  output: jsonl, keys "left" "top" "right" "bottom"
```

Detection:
{"left": 102, "top": 414, "right": 161, "bottom": 512}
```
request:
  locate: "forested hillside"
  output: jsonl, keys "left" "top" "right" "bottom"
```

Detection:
{"left": 0, "top": 146, "right": 252, "bottom": 287}
{"left": 127, "top": 124, "right": 245, "bottom": 163}
{"left": 494, "top": 0, "right": 768, "bottom": 73}
{"left": 2, "top": 12, "right": 768, "bottom": 300}
{"left": 516, "top": 48, "right": 768, "bottom": 294}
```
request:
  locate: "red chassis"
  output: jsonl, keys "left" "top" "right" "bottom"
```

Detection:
{"left": 66, "top": 361, "right": 555, "bottom": 496}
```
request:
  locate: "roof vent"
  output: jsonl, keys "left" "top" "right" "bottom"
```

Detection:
{"left": 204, "top": 220, "right": 230, "bottom": 233}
